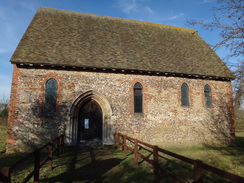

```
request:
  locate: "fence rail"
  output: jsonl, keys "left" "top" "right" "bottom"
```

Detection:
{"left": 116, "top": 132, "right": 244, "bottom": 183}
{"left": 0, "top": 134, "right": 64, "bottom": 183}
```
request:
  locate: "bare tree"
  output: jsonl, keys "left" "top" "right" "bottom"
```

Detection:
{"left": 233, "top": 62, "right": 244, "bottom": 109}
{"left": 188, "top": 0, "right": 243, "bottom": 58}
{"left": 188, "top": 0, "right": 244, "bottom": 109}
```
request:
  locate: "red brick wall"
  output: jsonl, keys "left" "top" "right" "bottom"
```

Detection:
{"left": 7, "top": 65, "right": 20, "bottom": 150}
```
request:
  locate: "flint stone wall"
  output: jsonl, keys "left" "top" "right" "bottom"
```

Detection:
{"left": 7, "top": 65, "right": 234, "bottom": 152}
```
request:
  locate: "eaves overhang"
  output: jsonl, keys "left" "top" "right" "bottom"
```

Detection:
{"left": 13, "top": 62, "right": 235, "bottom": 81}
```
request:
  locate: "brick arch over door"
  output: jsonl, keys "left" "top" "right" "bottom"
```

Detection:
{"left": 66, "top": 90, "right": 113, "bottom": 145}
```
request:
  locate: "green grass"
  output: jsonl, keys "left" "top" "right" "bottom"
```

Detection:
{"left": 42, "top": 133, "right": 243, "bottom": 182}
{"left": 0, "top": 129, "right": 243, "bottom": 182}
{"left": 0, "top": 125, "right": 7, "bottom": 153}
{"left": 160, "top": 132, "right": 244, "bottom": 182}
{"left": 236, "top": 131, "right": 244, "bottom": 146}
{"left": 235, "top": 109, "right": 244, "bottom": 131}
{"left": 0, "top": 117, "right": 8, "bottom": 126}
{"left": 39, "top": 148, "right": 154, "bottom": 183}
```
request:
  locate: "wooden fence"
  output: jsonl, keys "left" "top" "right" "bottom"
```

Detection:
{"left": 0, "top": 134, "right": 64, "bottom": 183}
{"left": 116, "top": 133, "right": 244, "bottom": 183}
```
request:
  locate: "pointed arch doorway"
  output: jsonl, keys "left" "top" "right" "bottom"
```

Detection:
{"left": 66, "top": 90, "right": 114, "bottom": 146}
{"left": 78, "top": 99, "right": 102, "bottom": 142}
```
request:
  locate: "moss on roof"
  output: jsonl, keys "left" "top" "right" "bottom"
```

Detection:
{"left": 11, "top": 7, "right": 234, "bottom": 79}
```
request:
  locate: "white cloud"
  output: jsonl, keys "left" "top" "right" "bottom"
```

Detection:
{"left": 0, "top": 0, "right": 39, "bottom": 101}
{"left": 117, "top": 0, "right": 155, "bottom": 15}
{"left": 145, "top": 6, "right": 154, "bottom": 14}
{"left": 19, "top": 1, "right": 37, "bottom": 13}
{"left": 116, "top": 0, "right": 186, "bottom": 25}
{"left": 195, "top": 0, "right": 214, "bottom": 4}
{"left": 0, "top": 22, "right": 19, "bottom": 54}
{"left": 0, "top": 48, "right": 12, "bottom": 54}
{"left": 118, "top": 0, "right": 137, "bottom": 13}
{"left": 167, "top": 13, "right": 185, "bottom": 20}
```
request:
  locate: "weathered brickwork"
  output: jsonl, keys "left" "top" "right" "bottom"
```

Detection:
{"left": 7, "top": 65, "right": 234, "bottom": 152}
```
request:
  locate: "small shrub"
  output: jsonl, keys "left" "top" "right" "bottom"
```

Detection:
{"left": 0, "top": 117, "right": 8, "bottom": 126}
{"left": 0, "top": 125, "right": 7, "bottom": 153}
{"left": 0, "top": 101, "right": 8, "bottom": 126}
{"left": 0, "top": 96, "right": 9, "bottom": 126}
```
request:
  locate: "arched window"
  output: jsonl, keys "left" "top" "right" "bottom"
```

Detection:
{"left": 181, "top": 83, "right": 189, "bottom": 106}
{"left": 44, "top": 78, "right": 58, "bottom": 114}
{"left": 134, "top": 82, "right": 143, "bottom": 113}
{"left": 204, "top": 84, "right": 212, "bottom": 107}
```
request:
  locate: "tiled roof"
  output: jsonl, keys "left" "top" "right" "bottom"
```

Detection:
{"left": 11, "top": 7, "right": 235, "bottom": 80}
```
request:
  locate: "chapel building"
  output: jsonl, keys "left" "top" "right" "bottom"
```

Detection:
{"left": 7, "top": 7, "right": 235, "bottom": 152}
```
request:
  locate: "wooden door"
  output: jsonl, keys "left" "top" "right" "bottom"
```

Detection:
{"left": 78, "top": 100, "right": 102, "bottom": 141}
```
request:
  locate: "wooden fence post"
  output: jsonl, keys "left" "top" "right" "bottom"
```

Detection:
{"left": 48, "top": 141, "right": 53, "bottom": 169}
{"left": 116, "top": 133, "right": 120, "bottom": 150}
{"left": 61, "top": 134, "right": 64, "bottom": 152}
{"left": 123, "top": 135, "right": 127, "bottom": 156}
{"left": 57, "top": 136, "right": 61, "bottom": 157}
{"left": 153, "top": 146, "right": 159, "bottom": 183}
{"left": 34, "top": 149, "right": 40, "bottom": 183}
{"left": 134, "top": 139, "right": 138, "bottom": 167}
{"left": 193, "top": 160, "right": 203, "bottom": 183}
{"left": 0, "top": 167, "right": 11, "bottom": 183}
{"left": 118, "top": 134, "right": 122, "bottom": 151}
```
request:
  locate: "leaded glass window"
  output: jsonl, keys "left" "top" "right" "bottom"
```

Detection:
{"left": 181, "top": 83, "right": 190, "bottom": 106}
{"left": 44, "top": 78, "right": 58, "bottom": 114}
{"left": 134, "top": 82, "right": 143, "bottom": 113}
{"left": 204, "top": 84, "right": 212, "bottom": 108}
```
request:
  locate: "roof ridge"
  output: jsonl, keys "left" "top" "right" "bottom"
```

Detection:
{"left": 38, "top": 7, "right": 196, "bottom": 34}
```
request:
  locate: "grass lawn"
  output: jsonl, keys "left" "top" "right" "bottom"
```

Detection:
{"left": 0, "top": 127, "right": 243, "bottom": 182}
{"left": 0, "top": 125, "right": 7, "bottom": 153}
{"left": 163, "top": 132, "right": 244, "bottom": 182}
{"left": 167, "top": 132, "right": 244, "bottom": 173}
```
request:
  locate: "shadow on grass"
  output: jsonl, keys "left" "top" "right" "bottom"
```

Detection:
{"left": 40, "top": 147, "right": 124, "bottom": 183}
{"left": 2, "top": 139, "right": 243, "bottom": 183}
{"left": 0, "top": 151, "right": 37, "bottom": 182}
{"left": 0, "top": 152, "right": 30, "bottom": 169}
{"left": 202, "top": 132, "right": 244, "bottom": 170}
{"left": 38, "top": 147, "right": 156, "bottom": 183}
{"left": 159, "top": 133, "right": 244, "bottom": 183}
{"left": 235, "top": 133, "right": 244, "bottom": 148}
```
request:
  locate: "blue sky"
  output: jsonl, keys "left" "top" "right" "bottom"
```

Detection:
{"left": 0, "top": 0, "right": 231, "bottom": 101}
